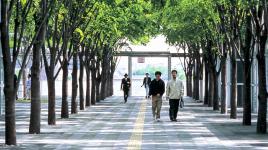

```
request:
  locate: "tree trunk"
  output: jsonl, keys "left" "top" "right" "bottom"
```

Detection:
{"left": 47, "top": 79, "right": 56, "bottom": 124}
{"left": 86, "top": 69, "right": 91, "bottom": 107}
{"left": 1, "top": 0, "right": 17, "bottom": 143}
{"left": 91, "top": 67, "right": 96, "bottom": 105}
{"left": 100, "top": 66, "right": 107, "bottom": 100}
{"left": 71, "top": 50, "right": 78, "bottom": 114}
{"left": 256, "top": 33, "right": 267, "bottom": 133}
{"left": 208, "top": 72, "right": 214, "bottom": 107}
{"left": 30, "top": 1, "right": 46, "bottom": 132}
{"left": 61, "top": 59, "right": 69, "bottom": 118}
{"left": 193, "top": 61, "right": 197, "bottom": 100}
{"left": 242, "top": 14, "right": 252, "bottom": 125}
{"left": 213, "top": 71, "right": 219, "bottom": 111}
{"left": 30, "top": 46, "right": 41, "bottom": 132}
{"left": 204, "top": 65, "right": 209, "bottom": 105}
{"left": 23, "top": 69, "right": 27, "bottom": 99}
{"left": 243, "top": 61, "right": 251, "bottom": 125}
{"left": 186, "top": 72, "right": 193, "bottom": 97}
{"left": 230, "top": 50, "right": 237, "bottom": 119}
{"left": 96, "top": 79, "right": 101, "bottom": 102}
{"left": 79, "top": 52, "right": 85, "bottom": 110}
{"left": 109, "top": 74, "right": 114, "bottom": 96}
{"left": 195, "top": 62, "right": 200, "bottom": 100}
{"left": 221, "top": 58, "right": 227, "bottom": 114}
{"left": 96, "top": 60, "right": 101, "bottom": 102}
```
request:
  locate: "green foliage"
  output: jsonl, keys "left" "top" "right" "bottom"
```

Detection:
{"left": 74, "top": 28, "right": 85, "bottom": 42}
{"left": 161, "top": 0, "right": 219, "bottom": 46}
{"left": 133, "top": 64, "right": 186, "bottom": 80}
{"left": 20, "top": 0, "right": 27, "bottom": 7}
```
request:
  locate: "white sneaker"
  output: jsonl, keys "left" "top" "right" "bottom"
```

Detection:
{"left": 156, "top": 118, "right": 160, "bottom": 122}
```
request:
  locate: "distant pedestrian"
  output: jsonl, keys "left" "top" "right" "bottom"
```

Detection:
{"left": 141, "top": 73, "right": 151, "bottom": 99}
{"left": 149, "top": 71, "right": 165, "bottom": 122}
{"left": 26, "top": 74, "right": 31, "bottom": 100}
{"left": 166, "top": 70, "right": 184, "bottom": 122}
{"left": 14, "top": 74, "right": 18, "bottom": 100}
{"left": 121, "top": 73, "right": 131, "bottom": 103}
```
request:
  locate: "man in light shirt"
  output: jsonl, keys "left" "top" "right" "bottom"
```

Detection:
{"left": 166, "top": 70, "right": 184, "bottom": 122}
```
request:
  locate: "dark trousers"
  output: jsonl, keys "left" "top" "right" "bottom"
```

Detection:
{"left": 123, "top": 89, "right": 129, "bottom": 102}
{"left": 169, "top": 99, "right": 180, "bottom": 120}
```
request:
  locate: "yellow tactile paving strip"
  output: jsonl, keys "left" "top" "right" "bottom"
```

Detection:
{"left": 127, "top": 99, "right": 147, "bottom": 150}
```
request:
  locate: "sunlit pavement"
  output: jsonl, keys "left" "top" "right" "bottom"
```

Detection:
{"left": 0, "top": 96, "right": 268, "bottom": 150}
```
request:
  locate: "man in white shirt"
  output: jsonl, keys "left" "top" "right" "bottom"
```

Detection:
{"left": 166, "top": 70, "right": 184, "bottom": 122}
{"left": 26, "top": 74, "right": 31, "bottom": 100}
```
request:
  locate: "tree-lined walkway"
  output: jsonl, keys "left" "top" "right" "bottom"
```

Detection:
{"left": 1, "top": 97, "right": 268, "bottom": 149}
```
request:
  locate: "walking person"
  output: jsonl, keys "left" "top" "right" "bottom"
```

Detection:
{"left": 149, "top": 71, "right": 165, "bottom": 122}
{"left": 14, "top": 74, "right": 18, "bottom": 100}
{"left": 141, "top": 73, "right": 151, "bottom": 99}
{"left": 166, "top": 70, "right": 184, "bottom": 122}
{"left": 121, "top": 73, "right": 131, "bottom": 103}
{"left": 26, "top": 74, "right": 31, "bottom": 100}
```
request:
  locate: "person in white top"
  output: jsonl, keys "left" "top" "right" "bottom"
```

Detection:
{"left": 26, "top": 74, "right": 31, "bottom": 100}
{"left": 166, "top": 70, "right": 184, "bottom": 122}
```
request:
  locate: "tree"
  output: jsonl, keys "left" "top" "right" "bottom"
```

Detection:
{"left": 30, "top": 0, "right": 54, "bottom": 134}
{"left": 251, "top": 0, "right": 268, "bottom": 133}
{"left": 0, "top": 0, "right": 52, "bottom": 144}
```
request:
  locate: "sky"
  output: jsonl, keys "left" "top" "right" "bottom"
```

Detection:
{"left": 124, "top": 35, "right": 178, "bottom": 53}
{"left": 114, "top": 35, "right": 184, "bottom": 79}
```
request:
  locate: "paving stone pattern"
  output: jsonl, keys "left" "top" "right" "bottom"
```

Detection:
{"left": 0, "top": 96, "right": 268, "bottom": 150}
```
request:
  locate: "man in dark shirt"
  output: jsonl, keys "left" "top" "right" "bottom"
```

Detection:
{"left": 149, "top": 71, "right": 165, "bottom": 121}
{"left": 121, "top": 73, "right": 131, "bottom": 103}
{"left": 141, "top": 73, "right": 151, "bottom": 99}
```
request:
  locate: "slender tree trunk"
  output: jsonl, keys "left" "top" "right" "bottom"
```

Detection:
{"left": 30, "top": 1, "right": 46, "bottom": 132}
{"left": 1, "top": 24, "right": 17, "bottom": 144}
{"left": 193, "top": 61, "right": 197, "bottom": 100}
{"left": 110, "top": 73, "right": 114, "bottom": 96}
{"left": 96, "top": 79, "right": 101, "bottom": 102}
{"left": 96, "top": 60, "right": 101, "bottom": 102}
{"left": 186, "top": 72, "right": 193, "bottom": 97}
{"left": 243, "top": 62, "right": 251, "bottom": 125}
{"left": 47, "top": 79, "right": 56, "bottom": 124}
{"left": 243, "top": 14, "right": 252, "bottom": 125}
{"left": 86, "top": 69, "right": 91, "bottom": 107}
{"left": 79, "top": 52, "right": 85, "bottom": 110}
{"left": 110, "top": 59, "right": 116, "bottom": 96}
{"left": 230, "top": 50, "right": 237, "bottom": 119}
{"left": 208, "top": 72, "right": 214, "bottom": 107}
{"left": 61, "top": 59, "right": 69, "bottom": 118}
{"left": 204, "top": 65, "right": 209, "bottom": 105}
{"left": 221, "top": 57, "right": 227, "bottom": 114}
{"left": 256, "top": 33, "right": 267, "bottom": 133}
{"left": 23, "top": 69, "right": 27, "bottom": 99}
{"left": 30, "top": 46, "right": 41, "bottom": 132}
{"left": 106, "top": 70, "right": 111, "bottom": 97}
{"left": 213, "top": 71, "right": 219, "bottom": 111}
{"left": 195, "top": 62, "right": 200, "bottom": 100}
{"left": 1, "top": 0, "right": 17, "bottom": 143}
{"left": 71, "top": 50, "right": 78, "bottom": 114}
{"left": 100, "top": 66, "right": 107, "bottom": 100}
{"left": 186, "top": 74, "right": 189, "bottom": 96}
{"left": 91, "top": 67, "right": 96, "bottom": 105}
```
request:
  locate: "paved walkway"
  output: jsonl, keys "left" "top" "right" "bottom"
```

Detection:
{"left": 0, "top": 96, "right": 268, "bottom": 149}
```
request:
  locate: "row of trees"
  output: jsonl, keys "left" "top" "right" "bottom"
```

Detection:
{"left": 1, "top": 0, "right": 157, "bottom": 145}
{"left": 159, "top": 0, "right": 268, "bottom": 134}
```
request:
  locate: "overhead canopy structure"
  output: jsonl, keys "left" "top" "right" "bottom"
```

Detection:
{"left": 115, "top": 51, "right": 188, "bottom": 57}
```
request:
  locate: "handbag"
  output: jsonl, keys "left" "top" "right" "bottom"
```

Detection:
{"left": 179, "top": 98, "right": 184, "bottom": 108}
